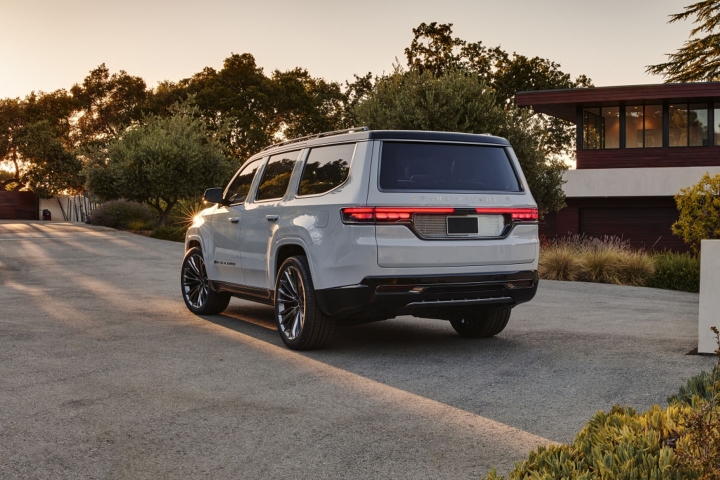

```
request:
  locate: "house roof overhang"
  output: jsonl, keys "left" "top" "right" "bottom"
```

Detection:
{"left": 515, "top": 82, "right": 720, "bottom": 123}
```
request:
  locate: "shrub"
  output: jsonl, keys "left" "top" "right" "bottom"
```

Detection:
{"left": 149, "top": 225, "right": 187, "bottom": 243}
{"left": 648, "top": 252, "right": 701, "bottom": 293}
{"left": 668, "top": 365, "right": 720, "bottom": 406}
{"left": 485, "top": 404, "right": 696, "bottom": 479}
{"left": 578, "top": 246, "right": 622, "bottom": 284}
{"left": 90, "top": 200, "right": 156, "bottom": 229}
{"left": 539, "top": 244, "right": 581, "bottom": 281}
{"left": 616, "top": 251, "right": 656, "bottom": 286}
{"left": 672, "top": 172, "right": 720, "bottom": 253}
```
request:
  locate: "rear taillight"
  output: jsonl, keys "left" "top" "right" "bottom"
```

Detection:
{"left": 474, "top": 208, "right": 538, "bottom": 222}
{"left": 342, "top": 207, "right": 538, "bottom": 224}
{"left": 341, "top": 207, "right": 453, "bottom": 224}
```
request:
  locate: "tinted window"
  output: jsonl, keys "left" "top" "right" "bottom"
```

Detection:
{"left": 298, "top": 143, "right": 355, "bottom": 196}
{"left": 256, "top": 150, "right": 301, "bottom": 201}
{"left": 379, "top": 142, "right": 521, "bottom": 192}
{"left": 225, "top": 159, "right": 263, "bottom": 204}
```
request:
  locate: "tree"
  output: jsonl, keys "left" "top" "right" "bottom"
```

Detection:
{"left": 647, "top": 1, "right": 720, "bottom": 82}
{"left": 85, "top": 101, "right": 233, "bottom": 225}
{"left": 0, "top": 91, "right": 83, "bottom": 196}
{"left": 352, "top": 68, "right": 567, "bottom": 216}
{"left": 403, "top": 22, "right": 592, "bottom": 160}
{"left": 672, "top": 172, "right": 720, "bottom": 252}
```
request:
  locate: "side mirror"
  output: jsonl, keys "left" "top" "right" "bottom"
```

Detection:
{"left": 203, "top": 188, "right": 225, "bottom": 205}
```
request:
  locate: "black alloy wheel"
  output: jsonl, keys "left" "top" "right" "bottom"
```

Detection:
{"left": 181, "top": 247, "right": 230, "bottom": 315}
{"left": 275, "top": 256, "right": 335, "bottom": 350}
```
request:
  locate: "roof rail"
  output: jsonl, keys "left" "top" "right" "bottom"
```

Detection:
{"left": 261, "top": 126, "right": 369, "bottom": 151}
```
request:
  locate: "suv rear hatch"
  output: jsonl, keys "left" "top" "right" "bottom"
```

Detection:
{"left": 366, "top": 141, "right": 538, "bottom": 268}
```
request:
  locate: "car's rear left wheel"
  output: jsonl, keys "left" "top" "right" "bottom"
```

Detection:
{"left": 450, "top": 307, "right": 511, "bottom": 338}
{"left": 275, "top": 256, "right": 335, "bottom": 350}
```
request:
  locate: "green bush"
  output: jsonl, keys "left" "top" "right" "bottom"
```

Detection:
{"left": 485, "top": 404, "right": 696, "bottom": 480}
{"left": 668, "top": 366, "right": 719, "bottom": 406}
{"left": 90, "top": 200, "right": 156, "bottom": 229}
{"left": 672, "top": 172, "right": 720, "bottom": 253}
{"left": 149, "top": 225, "right": 187, "bottom": 243}
{"left": 647, "top": 252, "right": 701, "bottom": 293}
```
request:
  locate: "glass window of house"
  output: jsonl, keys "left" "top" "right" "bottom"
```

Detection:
{"left": 625, "top": 106, "right": 644, "bottom": 148}
{"left": 644, "top": 105, "right": 663, "bottom": 147}
{"left": 670, "top": 104, "right": 688, "bottom": 147}
{"left": 689, "top": 104, "right": 709, "bottom": 146}
{"left": 256, "top": 150, "right": 301, "bottom": 201}
{"left": 298, "top": 143, "right": 355, "bottom": 196}
{"left": 602, "top": 107, "right": 620, "bottom": 148}
{"left": 715, "top": 108, "right": 720, "bottom": 146}
{"left": 583, "top": 108, "right": 601, "bottom": 149}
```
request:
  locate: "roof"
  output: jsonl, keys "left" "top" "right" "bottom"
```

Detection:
{"left": 515, "top": 82, "right": 720, "bottom": 122}
{"left": 260, "top": 129, "right": 510, "bottom": 156}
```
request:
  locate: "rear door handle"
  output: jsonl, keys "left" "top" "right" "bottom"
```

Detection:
{"left": 266, "top": 215, "right": 279, "bottom": 221}
{"left": 229, "top": 217, "right": 240, "bottom": 223}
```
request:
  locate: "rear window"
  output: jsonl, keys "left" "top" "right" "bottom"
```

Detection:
{"left": 379, "top": 142, "right": 521, "bottom": 192}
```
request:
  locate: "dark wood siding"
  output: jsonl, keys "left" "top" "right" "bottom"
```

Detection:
{"left": 515, "top": 83, "right": 720, "bottom": 122}
{"left": 0, "top": 191, "right": 37, "bottom": 220}
{"left": 540, "top": 197, "right": 688, "bottom": 251}
{"left": 576, "top": 147, "right": 720, "bottom": 169}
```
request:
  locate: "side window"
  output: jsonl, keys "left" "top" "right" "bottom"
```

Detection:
{"left": 298, "top": 143, "right": 355, "bottom": 196}
{"left": 256, "top": 150, "right": 301, "bottom": 201}
{"left": 225, "top": 159, "right": 263, "bottom": 205}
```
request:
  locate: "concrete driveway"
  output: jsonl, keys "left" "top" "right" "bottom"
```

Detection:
{"left": 0, "top": 221, "right": 715, "bottom": 479}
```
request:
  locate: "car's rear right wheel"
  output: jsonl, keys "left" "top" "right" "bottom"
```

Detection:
{"left": 450, "top": 307, "right": 511, "bottom": 338}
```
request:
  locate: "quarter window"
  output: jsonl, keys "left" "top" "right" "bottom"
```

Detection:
{"left": 256, "top": 150, "right": 301, "bottom": 201}
{"left": 225, "top": 159, "right": 263, "bottom": 205}
{"left": 298, "top": 144, "right": 355, "bottom": 196}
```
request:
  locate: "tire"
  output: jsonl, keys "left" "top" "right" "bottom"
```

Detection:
{"left": 274, "top": 256, "right": 335, "bottom": 350}
{"left": 450, "top": 307, "right": 511, "bottom": 338}
{"left": 181, "top": 247, "right": 231, "bottom": 315}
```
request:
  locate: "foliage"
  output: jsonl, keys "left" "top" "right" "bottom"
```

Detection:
{"left": 352, "top": 68, "right": 567, "bottom": 216}
{"left": 485, "top": 404, "right": 696, "bottom": 480}
{"left": 672, "top": 172, "right": 720, "bottom": 253}
{"left": 0, "top": 91, "right": 83, "bottom": 196}
{"left": 89, "top": 199, "right": 155, "bottom": 229}
{"left": 539, "top": 245, "right": 582, "bottom": 281}
{"left": 540, "top": 235, "right": 656, "bottom": 286}
{"left": 149, "top": 224, "right": 187, "bottom": 243}
{"left": 84, "top": 100, "right": 234, "bottom": 225}
{"left": 647, "top": 1, "right": 720, "bottom": 82}
{"left": 669, "top": 366, "right": 720, "bottom": 406}
{"left": 648, "top": 252, "right": 701, "bottom": 293}
{"left": 403, "top": 22, "right": 593, "bottom": 159}
{"left": 673, "top": 327, "right": 720, "bottom": 479}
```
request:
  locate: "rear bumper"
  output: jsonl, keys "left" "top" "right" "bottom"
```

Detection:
{"left": 315, "top": 270, "right": 538, "bottom": 319}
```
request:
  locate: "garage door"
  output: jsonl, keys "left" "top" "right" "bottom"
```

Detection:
{"left": 0, "top": 192, "right": 37, "bottom": 220}
{"left": 579, "top": 207, "right": 686, "bottom": 251}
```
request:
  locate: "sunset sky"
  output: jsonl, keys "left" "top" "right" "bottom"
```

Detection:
{"left": 1, "top": 0, "right": 693, "bottom": 99}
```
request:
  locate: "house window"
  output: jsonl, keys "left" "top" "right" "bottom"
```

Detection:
{"left": 670, "top": 104, "right": 709, "bottom": 147}
{"left": 714, "top": 108, "right": 720, "bottom": 146}
{"left": 582, "top": 107, "right": 618, "bottom": 149}
{"left": 624, "top": 105, "right": 662, "bottom": 148}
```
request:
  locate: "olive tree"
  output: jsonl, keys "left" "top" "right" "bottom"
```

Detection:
{"left": 672, "top": 172, "right": 720, "bottom": 252}
{"left": 85, "top": 101, "right": 233, "bottom": 225}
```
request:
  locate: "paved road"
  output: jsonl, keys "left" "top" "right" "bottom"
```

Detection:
{"left": 0, "top": 221, "right": 715, "bottom": 479}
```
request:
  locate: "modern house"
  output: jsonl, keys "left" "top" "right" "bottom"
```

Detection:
{"left": 516, "top": 83, "right": 720, "bottom": 251}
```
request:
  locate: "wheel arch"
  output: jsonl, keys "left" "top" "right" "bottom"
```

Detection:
{"left": 272, "top": 239, "right": 315, "bottom": 288}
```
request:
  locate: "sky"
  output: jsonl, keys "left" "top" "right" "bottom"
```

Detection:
{"left": 0, "top": 0, "right": 694, "bottom": 99}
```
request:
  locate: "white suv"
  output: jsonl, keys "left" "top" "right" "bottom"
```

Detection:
{"left": 182, "top": 128, "right": 539, "bottom": 350}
